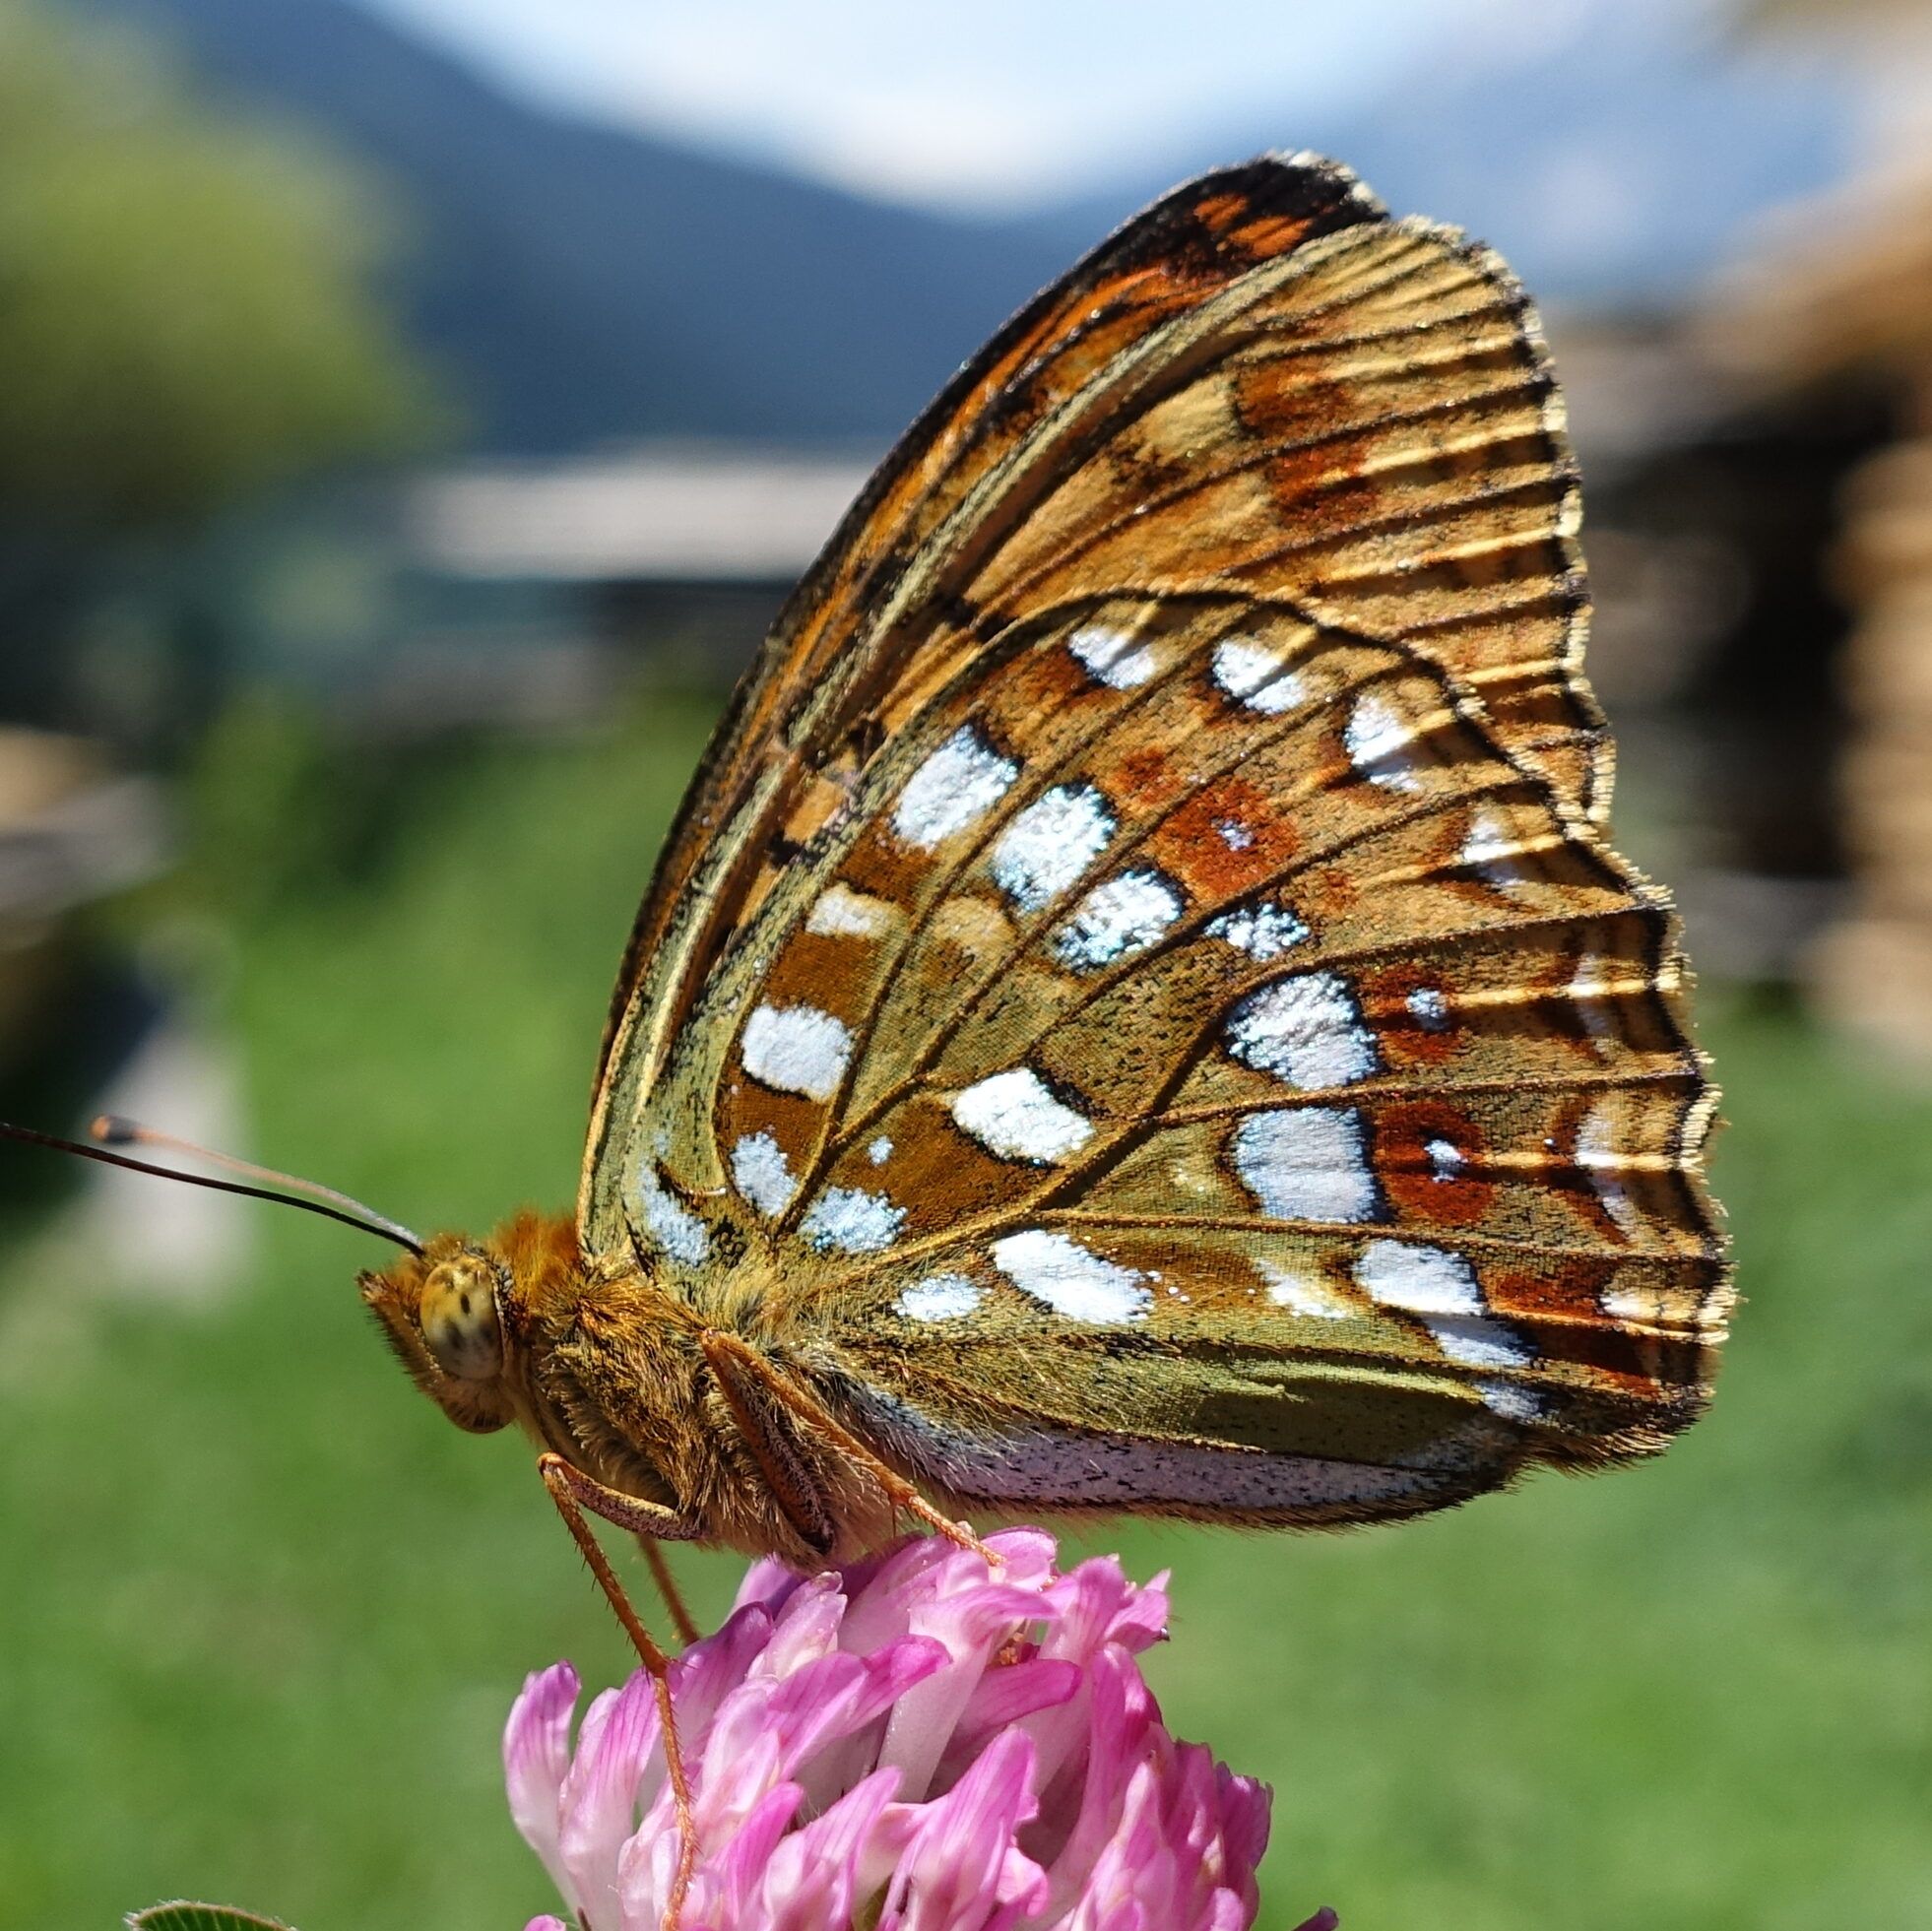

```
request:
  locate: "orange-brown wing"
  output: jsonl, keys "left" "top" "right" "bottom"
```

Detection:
{"left": 578, "top": 155, "right": 1724, "bottom": 1507}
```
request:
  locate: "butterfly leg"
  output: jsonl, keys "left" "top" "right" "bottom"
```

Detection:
{"left": 637, "top": 1535, "right": 700, "bottom": 1646}
{"left": 537, "top": 1453, "right": 704, "bottom": 1931}
{"left": 697, "top": 1331, "right": 1001, "bottom": 1566}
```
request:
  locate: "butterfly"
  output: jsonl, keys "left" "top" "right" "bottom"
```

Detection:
{"left": 362, "top": 146, "right": 1729, "bottom": 1566}
{"left": 18, "top": 151, "right": 1728, "bottom": 1922}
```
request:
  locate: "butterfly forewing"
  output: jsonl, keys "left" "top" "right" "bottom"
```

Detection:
{"left": 588, "top": 158, "right": 1600, "bottom": 1118}
{"left": 581, "top": 154, "right": 1728, "bottom": 1527}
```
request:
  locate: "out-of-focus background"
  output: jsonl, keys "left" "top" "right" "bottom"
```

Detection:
{"left": 1, "top": 0, "right": 1929, "bottom": 1925}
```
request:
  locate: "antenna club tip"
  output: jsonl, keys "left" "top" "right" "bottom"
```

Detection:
{"left": 91, "top": 1114, "right": 139, "bottom": 1145}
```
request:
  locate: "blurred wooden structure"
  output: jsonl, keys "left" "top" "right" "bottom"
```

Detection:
{"left": 1719, "top": 165, "right": 1932, "bottom": 1053}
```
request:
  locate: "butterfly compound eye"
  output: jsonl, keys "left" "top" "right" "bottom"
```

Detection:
{"left": 418, "top": 1255, "right": 503, "bottom": 1382}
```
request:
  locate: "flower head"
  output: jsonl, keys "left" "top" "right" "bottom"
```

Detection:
{"left": 505, "top": 1528, "right": 1313, "bottom": 1931}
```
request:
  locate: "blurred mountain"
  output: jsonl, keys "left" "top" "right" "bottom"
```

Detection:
{"left": 59, "top": 0, "right": 1071, "bottom": 453}
{"left": 1052, "top": 9, "right": 1855, "bottom": 309}
{"left": 60, "top": 0, "right": 1854, "bottom": 455}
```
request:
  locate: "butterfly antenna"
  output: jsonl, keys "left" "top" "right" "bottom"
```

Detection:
{"left": 0, "top": 1118, "right": 424, "bottom": 1255}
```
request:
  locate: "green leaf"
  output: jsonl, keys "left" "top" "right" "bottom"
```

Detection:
{"left": 127, "top": 1905, "right": 296, "bottom": 1931}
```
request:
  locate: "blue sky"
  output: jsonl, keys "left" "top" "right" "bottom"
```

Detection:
{"left": 355, "top": 0, "right": 1657, "bottom": 211}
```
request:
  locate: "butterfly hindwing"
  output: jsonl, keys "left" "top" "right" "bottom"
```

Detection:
{"left": 581, "top": 155, "right": 1727, "bottom": 1524}
{"left": 718, "top": 597, "right": 1718, "bottom": 1509}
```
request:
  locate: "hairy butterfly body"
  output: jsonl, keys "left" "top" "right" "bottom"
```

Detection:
{"left": 361, "top": 154, "right": 1727, "bottom": 1587}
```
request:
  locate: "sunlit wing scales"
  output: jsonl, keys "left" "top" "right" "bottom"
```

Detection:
{"left": 579, "top": 152, "right": 1729, "bottom": 1532}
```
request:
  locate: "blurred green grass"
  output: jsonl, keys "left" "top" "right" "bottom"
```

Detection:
{"left": 1, "top": 697, "right": 1929, "bottom": 1931}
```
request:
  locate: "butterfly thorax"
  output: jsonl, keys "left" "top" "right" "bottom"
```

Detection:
{"left": 359, "top": 1211, "right": 899, "bottom": 1564}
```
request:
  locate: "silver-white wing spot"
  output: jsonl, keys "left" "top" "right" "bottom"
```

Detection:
{"left": 1212, "top": 637, "right": 1306, "bottom": 715}
{"left": 989, "top": 784, "right": 1115, "bottom": 913}
{"left": 801, "top": 1187, "right": 904, "bottom": 1255}
{"left": 730, "top": 1131, "right": 796, "bottom": 1217}
{"left": 1478, "top": 1379, "right": 1543, "bottom": 1422}
{"left": 1429, "top": 1315, "right": 1534, "bottom": 1369}
{"left": 950, "top": 1067, "right": 1094, "bottom": 1164}
{"left": 1225, "top": 973, "right": 1378, "bottom": 1089}
{"left": 1355, "top": 1238, "right": 1482, "bottom": 1316}
{"left": 1232, "top": 1107, "right": 1378, "bottom": 1223}
{"left": 1407, "top": 986, "right": 1451, "bottom": 1031}
{"left": 1344, "top": 690, "right": 1427, "bottom": 793}
{"left": 1576, "top": 1102, "right": 1642, "bottom": 1236}
{"left": 1053, "top": 869, "right": 1184, "bottom": 972}
{"left": 806, "top": 882, "right": 895, "bottom": 937}
{"left": 895, "top": 1274, "right": 984, "bottom": 1321}
{"left": 991, "top": 1230, "right": 1150, "bottom": 1323}
{"left": 1355, "top": 1239, "right": 1532, "bottom": 1371}
{"left": 892, "top": 725, "right": 1019, "bottom": 849}
{"left": 1460, "top": 805, "right": 1534, "bottom": 891}
{"left": 1600, "top": 1281, "right": 1663, "bottom": 1323}
{"left": 1566, "top": 949, "right": 1622, "bottom": 1040}
{"left": 1256, "top": 1256, "right": 1354, "bottom": 1319}
{"left": 1067, "top": 622, "right": 1159, "bottom": 688}
{"left": 638, "top": 1165, "right": 709, "bottom": 1265}
{"left": 1206, "top": 901, "right": 1308, "bottom": 962}
{"left": 741, "top": 1003, "right": 853, "bottom": 1102}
